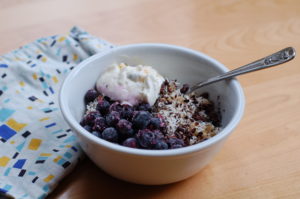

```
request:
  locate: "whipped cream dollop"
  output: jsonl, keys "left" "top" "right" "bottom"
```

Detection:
{"left": 96, "top": 63, "right": 165, "bottom": 106}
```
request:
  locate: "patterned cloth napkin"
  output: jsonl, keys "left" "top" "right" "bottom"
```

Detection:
{"left": 0, "top": 27, "right": 114, "bottom": 199}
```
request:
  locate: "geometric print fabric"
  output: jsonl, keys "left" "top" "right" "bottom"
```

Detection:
{"left": 0, "top": 26, "right": 114, "bottom": 199}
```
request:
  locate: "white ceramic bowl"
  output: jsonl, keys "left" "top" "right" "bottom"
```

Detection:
{"left": 59, "top": 43, "right": 245, "bottom": 185}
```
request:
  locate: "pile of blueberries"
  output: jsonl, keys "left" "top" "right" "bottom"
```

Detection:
{"left": 80, "top": 89, "right": 185, "bottom": 150}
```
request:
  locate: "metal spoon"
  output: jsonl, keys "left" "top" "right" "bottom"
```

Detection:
{"left": 189, "top": 47, "right": 296, "bottom": 93}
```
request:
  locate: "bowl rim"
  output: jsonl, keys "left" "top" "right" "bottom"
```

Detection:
{"left": 59, "top": 43, "right": 245, "bottom": 157}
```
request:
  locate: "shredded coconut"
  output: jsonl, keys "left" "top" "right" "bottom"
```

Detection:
{"left": 154, "top": 80, "right": 220, "bottom": 145}
{"left": 85, "top": 100, "right": 98, "bottom": 115}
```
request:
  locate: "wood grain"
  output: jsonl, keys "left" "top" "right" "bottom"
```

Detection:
{"left": 1, "top": 0, "right": 300, "bottom": 198}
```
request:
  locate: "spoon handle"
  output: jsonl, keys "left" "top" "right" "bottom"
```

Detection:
{"left": 189, "top": 47, "right": 296, "bottom": 93}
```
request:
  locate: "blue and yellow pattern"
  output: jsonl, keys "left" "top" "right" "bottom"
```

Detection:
{"left": 0, "top": 27, "right": 114, "bottom": 199}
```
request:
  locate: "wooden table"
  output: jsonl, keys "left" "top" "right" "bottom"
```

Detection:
{"left": 1, "top": 0, "right": 300, "bottom": 198}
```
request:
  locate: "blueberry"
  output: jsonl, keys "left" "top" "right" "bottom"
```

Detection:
{"left": 83, "top": 125, "right": 92, "bottom": 132}
{"left": 104, "top": 96, "right": 112, "bottom": 103}
{"left": 168, "top": 137, "right": 185, "bottom": 149}
{"left": 180, "top": 84, "right": 189, "bottom": 94}
{"left": 131, "top": 110, "right": 139, "bottom": 119}
{"left": 121, "top": 104, "right": 134, "bottom": 119}
{"left": 109, "top": 102, "right": 122, "bottom": 113}
{"left": 116, "top": 119, "right": 134, "bottom": 137}
{"left": 132, "top": 111, "right": 151, "bottom": 129}
{"left": 148, "top": 117, "right": 164, "bottom": 130}
{"left": 80, "top": 119, "right": 86, "bottom": 126}
{"left": 102, "top": 127, "right": 118, "bottom": 142}
{"left": 154, "top": 141, "right": 168, "bottom": 150}
{"left": 122, "top": 137, "right": 138, "bottom": 148}
{"left": 84, "top": 89, "right": 98, "bottom": 104}
{"left": 92, "top": 117, "right": 107, "bottom": 132}
{"left": 105, "top": 111, "right": 120, "bottom": 126}
{"left": 97, "top": 99, "right": 110, "bottom": 115}
{"left": 137, "top": 103, "right": 152, "bottom": 112}
{"left": 84, "top": 111, "right": 101, "bottom": 126}
{"left": 91, "top": 131, "right": 101, "bottom": 138}
{"left": 152, "top": 130, "right": 165, "bottom": 140}
{"left": 136, "top": 129, "right": 156, "bottom": 149}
